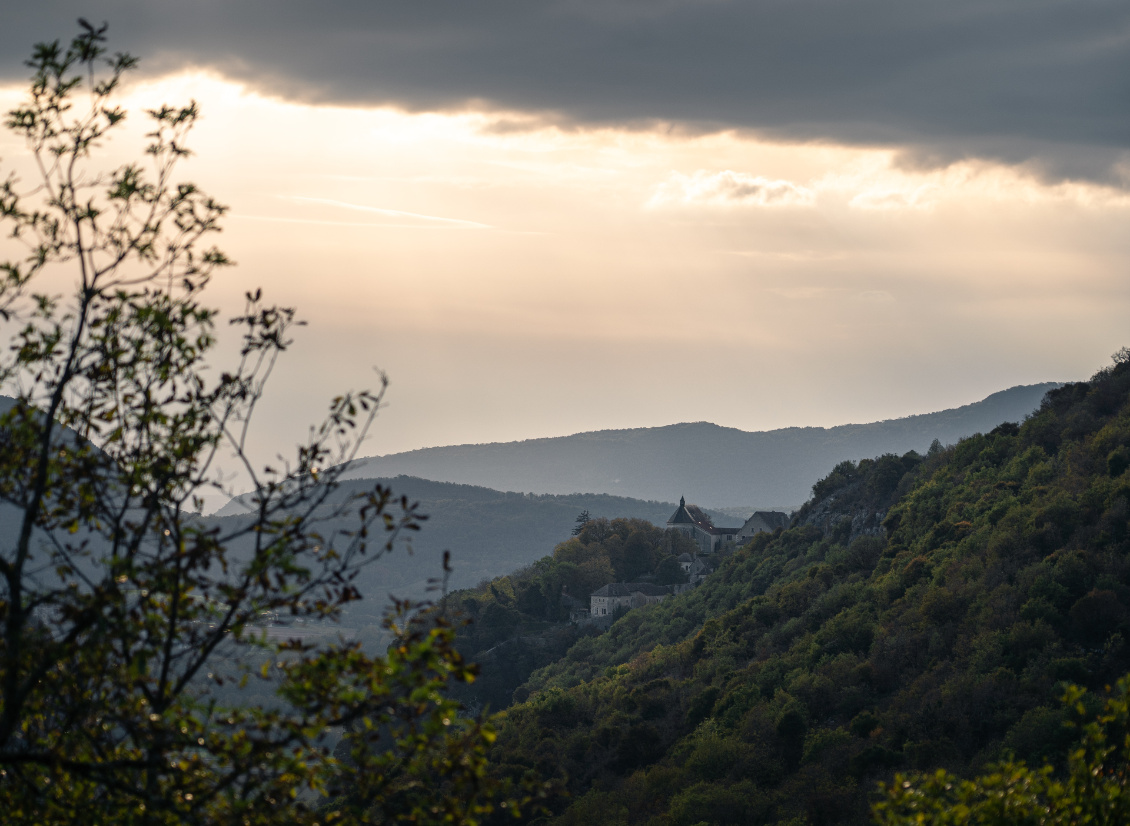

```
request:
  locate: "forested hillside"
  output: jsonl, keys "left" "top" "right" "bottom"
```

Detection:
{"left": 441, "top": 518, "right": 697, "bottom": 712}
{"left": 341, "top": 383, "right": 1059, "bottom": 507}
{"left": 484, "top": 356, "right": 1130, "bottom": 825}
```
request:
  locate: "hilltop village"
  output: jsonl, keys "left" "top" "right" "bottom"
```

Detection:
{"left": 587, "top": 497, "right": 789, "bottom": 620}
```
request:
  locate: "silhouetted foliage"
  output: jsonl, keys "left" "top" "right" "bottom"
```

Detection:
{"left": 0, "top": 26, "right": 541, "bottom": 825}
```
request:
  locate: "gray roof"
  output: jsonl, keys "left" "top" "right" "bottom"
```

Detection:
{"left": 755, "top": 511, "right": 791, "bottom": 529}
{"left": 629, "top": 582, "right": 671, "bottom": 596}
{"left": 592, "top": 583, "right": 634, "bottom": 598}
{"left": 667, "top": 496, "right": 697, "bottom": 525}
{"left": 591, "top": 582, "right": 671, "bottom": 598}
{"left": 740, "top": 511, "right": 791, "bottom": 533}
{"left": 668, "top": 496, "right": 723, "bottom": 533}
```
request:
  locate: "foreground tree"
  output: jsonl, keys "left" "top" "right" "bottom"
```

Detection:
{"left": 0, "top": 24, "right": 535, "bottom": 824}
{"left": 873, "top": 677, "right": 1130, "bottom": 825}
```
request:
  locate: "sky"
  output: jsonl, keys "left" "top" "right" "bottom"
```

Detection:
{"left": 0, "top": 3, "right": 1128, "bottom": 481}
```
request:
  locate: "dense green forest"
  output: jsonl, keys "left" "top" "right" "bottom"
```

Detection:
{"left": 475, "top": 353, "right": 1130, "bottom": 825}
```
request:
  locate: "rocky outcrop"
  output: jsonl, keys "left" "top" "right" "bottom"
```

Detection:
{"left": 791, "top": 451, "right": 925, "bottom": 544}
{"left": 795, "top": 493, "right": 886, "bottom": 545}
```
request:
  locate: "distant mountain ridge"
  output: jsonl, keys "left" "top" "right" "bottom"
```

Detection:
{"left": 342, "top": 383, "right": 1062, "bottom": 508}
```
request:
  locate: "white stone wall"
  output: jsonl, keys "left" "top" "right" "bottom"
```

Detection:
{"left": 590, "top": 593, "right": 633, "bottom": 616}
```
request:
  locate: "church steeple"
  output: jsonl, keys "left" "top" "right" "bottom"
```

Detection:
{"left": 668, "top": 495, "right": 696, "bottom": 526}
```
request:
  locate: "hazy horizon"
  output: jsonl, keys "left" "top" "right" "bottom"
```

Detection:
{"left": 354, "top": 380, "right": 1064, "bottom": 456}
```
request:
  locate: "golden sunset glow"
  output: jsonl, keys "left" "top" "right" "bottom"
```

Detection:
{"left": 1, "top": 68, "right": 1126, "bottom": 469}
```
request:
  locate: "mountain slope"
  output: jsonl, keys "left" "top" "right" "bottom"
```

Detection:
{"left": 342, "top": 383, "right": 1060, "bottom": 507}
{"left": 486, "top": 363, "right": 1130, "bottom": 825}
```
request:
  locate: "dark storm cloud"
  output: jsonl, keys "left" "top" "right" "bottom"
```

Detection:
{"left": 4, "top": 1, "right": 1129, "bottom": 181}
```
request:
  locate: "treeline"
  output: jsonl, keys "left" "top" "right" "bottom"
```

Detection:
{"left": 483, "top": 354, "right": 1130, "bottom": 825}
{"left": 444, "top": 518, "right": 696, "bottom": 712}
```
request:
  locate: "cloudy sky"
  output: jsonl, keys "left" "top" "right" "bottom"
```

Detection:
{"left": 1, "top": 2, "right": 1128, "bottom": 474}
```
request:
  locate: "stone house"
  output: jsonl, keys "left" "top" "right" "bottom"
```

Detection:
{"left": 676, "top": 552, "right": 718, "bottom": 583}
{"left": 735, "top": 510, "right": 791, "bottom": 543}
{"left": 590, "top": 582, "right": 671, "bottom": 617}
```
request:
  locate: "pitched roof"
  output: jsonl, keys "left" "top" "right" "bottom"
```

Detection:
{"left": 591, "top": 583, "right": 634, "bottom": 597}
{"left": 755, "top": 511, "right": 791, "bottom": 529}
{"left": 628, "top": 583, "right": 671, "bottom": 597}
{"left": 591, "top": 582, "right": 671, "bottom": 598}
{"left": 668, "top": 496, "right": 721, "bottom": 533}
{"left": 740, "top": 510, "right": 791, "bottom": 533}
{"left": 685, "top": 504, "right": 715, "bottom": 528}
{"left": 667, "top": 496, "right": 698, "bottom": 525}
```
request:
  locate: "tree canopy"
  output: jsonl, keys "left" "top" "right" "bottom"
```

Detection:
{"left": 874, "top": 677, "right": 1130, "bottom": 825}
{"left": 482, "top": 353, "right": 1130, "bottom": 824}
{"left": 0, "top": 24, "right": 538, "bottom": 824}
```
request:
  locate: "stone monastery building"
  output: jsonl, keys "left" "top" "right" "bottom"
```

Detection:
{"left": 666, "top": 496, "right": 790, "bottom": 554}
{"left": 589, "top": 582, "right": 671, "bottom": 617}
{"left": 585, "top": 498, "right": 791, "bottom": 621}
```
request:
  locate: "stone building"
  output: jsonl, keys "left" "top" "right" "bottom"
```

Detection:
{"left": 677, "top": 552, "right": 720, "bottom": 584}
{"left": 665, "top": 496, "right": 737, "bottom": 553}
{"left": 589, "top": 582, "right": 671, "bottom": 617}
{"left": 735, "top": 510, "right": 791, "bottom": 543}
{"left": 667, "top": 496, "right": 790, "bottom": 553}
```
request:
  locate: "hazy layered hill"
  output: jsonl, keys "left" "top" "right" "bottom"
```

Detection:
{"left": 342, "top": 383, "right": 1060, "bottom": 508}
{"left": 213, "top": 477, "right": 738, "bottom": 616}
